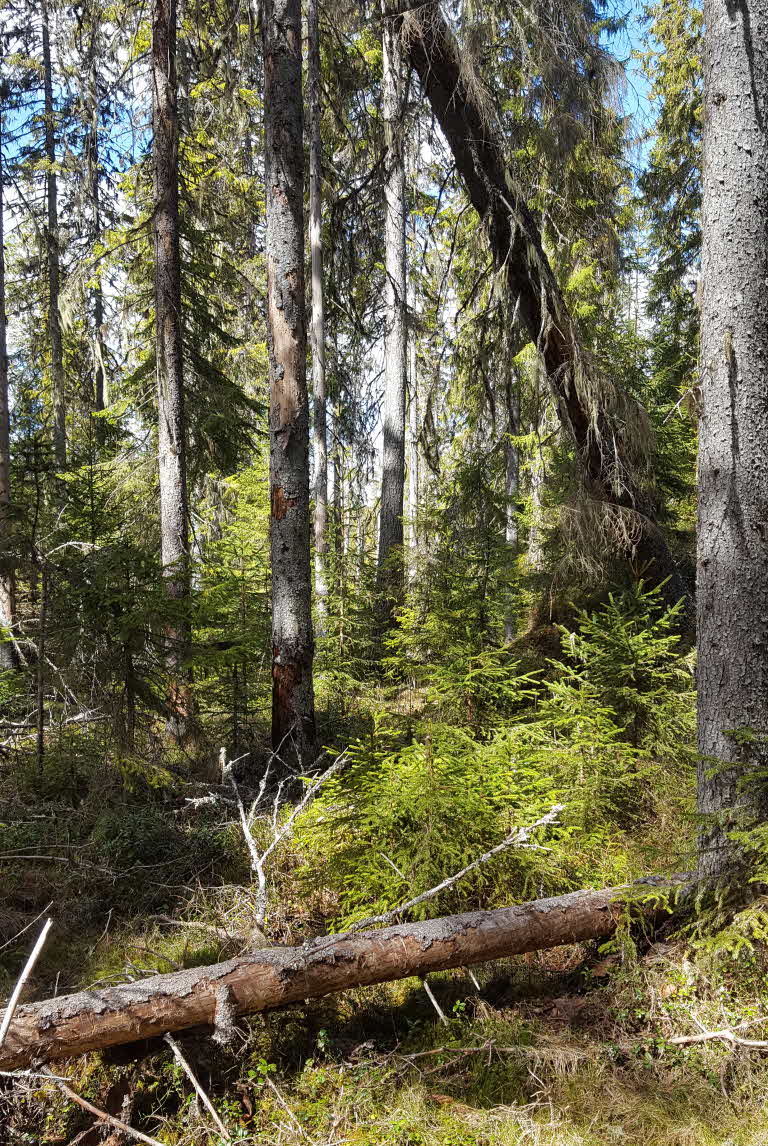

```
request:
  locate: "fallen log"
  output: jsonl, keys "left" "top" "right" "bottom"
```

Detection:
{"left": 0, "top": 880, "right": 685, "bottom": 1070}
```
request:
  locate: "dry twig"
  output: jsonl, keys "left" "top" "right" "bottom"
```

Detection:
{"left": 669, "top": 1027, "right": 768, "bottom": 1049}
{"left": 346, "top": 804, "right": 564, "bottom": 934}
{"left": 39, "top": 1066, "right": 165, "bottom": 1146}
{"left": 0, "top": 917, "right": 52, "bottom": 1048}
{"left": 222, "top": 747, "right": 347, "bottom": 931}
{"left": 164, "top": 1032, "right": 231, "bottom": 1139}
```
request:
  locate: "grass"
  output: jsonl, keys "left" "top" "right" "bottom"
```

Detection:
{"left": 1, "top": 709, "right": 766, "bottom": 1145}
{"left": 8, "top": 965, "right": 768, "bottom": 1145}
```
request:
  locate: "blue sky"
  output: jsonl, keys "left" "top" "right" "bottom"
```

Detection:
{"left": 605, "top": 1, "right": 657, "bottom": 168}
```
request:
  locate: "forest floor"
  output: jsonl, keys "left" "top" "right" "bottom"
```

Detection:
{"left": 2, "top": 696, "right": 768, "bottom": 1145}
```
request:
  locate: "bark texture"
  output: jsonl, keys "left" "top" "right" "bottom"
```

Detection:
{"left": 0, "top": 883, "right": 653, "bottom": 1069}
{"left": 400, "top": 3, "right": 690, "bottom": 615}
{"left": 42, "top": 0, "right": 66, "bottom": 470}
{"left": 377, "top": 8, "right": 408, "bottom": 622}
{"left": 87, "top": 27, "right": 107, "bottom": 423}
{"left": 263, "top": 0, "right": 317, "bottom": 765}
{"left": 152, "top": 0, "right": 191, "bottom": 739}
{"left": 407, "top": 333, "right": 419, "bottom": 570}
{"left": 504, "top": 412, "right": 520, "bottom": 642}
{"left": 308, "top": 0, "right": 328, "bottom": 626}
{"left": 0, "top": 107, "right": 17, "bottom": 671}
{"left": 697, "top": 0, "right": 768, "bottom": 880}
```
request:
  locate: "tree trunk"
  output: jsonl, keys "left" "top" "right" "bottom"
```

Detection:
{"left": 504, "top": 350, "right": 520, "bottom": 644}
{"left": 400, "top": 3, "right": 690, "bottom": 617}
{"left": 41, "top": 0, "right": 66, "bottom": 470}
{"left": 0, "top": 881, "right": 674, "bottom": 1070}
{"left": 407, "top": 339, "right": 419, "bottom": 576}
{"left": 88, "top": 29, "right": 107, "bottom": 424}
{"left": 152, "top": 0, "right": 192, "bottom": 740}
{"left": 308, "top": 0, "right": 328, "bottom": 629}
{"left": 696, "top": 0, "right": 768, "bottom": 881}
{"left": 377, "top": 7, "right": 408, "bottom": 625}
{"left": 0, "top": 108, "right": 18, "bottom": 672}
{"left": 262, "top": 0, "right": 317, "bottom": 766}
{"left": 527, "top": 429, "right": 546, "bottom": 576}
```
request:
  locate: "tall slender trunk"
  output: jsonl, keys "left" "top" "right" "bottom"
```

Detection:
{"left": 504, "top": 370, "right": 520, "bottom": 644}
{"left": 35, "top": 561, "right": 47, "bottom": 773}
{"left": 0, "top": 108, "right": 18, "bottom": 671}
{"left": 308, "top": 0, "right": 328, "bottom": 627}
{"left": 262, "top": 0, "right": 317, "bottom": 766}
{"left": 407, "top": 341, "right": 419, "bottom": 576}
{"left": 696, "top": 0, "right": 768, "bottom": 882}
{"left": 152, "top": 0, "right": 191, "bottom": 739}
{"left": 88, "top": 34, "right": 107, "bottom": 422}
{"left": 41, "top": 0, "right": 65, "bottom": 469}
{"left": 527, "top": 408, "right": 547, "bottom": 577}
{"left": 377, "top": 8, "right": 408, "bottom": 625}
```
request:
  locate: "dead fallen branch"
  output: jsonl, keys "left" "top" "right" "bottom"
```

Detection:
{"left": 0, "top": 878, "right": 684, "bottom": 1070}
{"left": 668, "top": 1027, "right": 768, "bottom": 1050}
{"left": 164, "top": 1033, "right": 231, "bottom": 1140}
{"left": 38, "top": 1066, "right": 164, "bottom": 1146}
{"left": 346, "top": 805, "right": 564, "bottom": 934}
{"left": 0, "top": 918, "right": 52, "bottom": 1049}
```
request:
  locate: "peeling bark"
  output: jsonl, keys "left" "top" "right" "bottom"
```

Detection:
{"left": 263, "top": 0, "right": 317, "bottom": 766}
{"left": 0, "top": 882, "right": 679, "bottom": 1070}
{"left": 400, "top": 3, "right": 691, "bottom": 616}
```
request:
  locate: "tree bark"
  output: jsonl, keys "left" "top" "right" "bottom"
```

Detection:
{"left": 407, "top": 334, "right": 419, "bottom": 575}
{"left": 152, "top": 0, "right": 192, "bottom": 741}
{"left": 527, "top": 427, "right": 546, "bottom": 576}
{"left": 400, "top": 3, "right": 691, "bottom": 616}
{"left": 0, "top": 105, "right": 18, "bottom": 672}
{"left": 0, "top": 882, "right": 668, "bottom": 1070}
{"left": 308, "top": 0, "right": 328, "bottom": 629}
{"left": 87, "top": 26, "right": 107, "bottom": 424}
{"left": 41, "top": 0, "right": 66, "bottom": 470}
{"left": 697, "top": 0, "right": 768, "bottom": 881}
{"left": 504, "top": 344, "right": 520, "bottom": 644}
{"left": 377, "top": 7, "right": 408, "bottom": 624}
{"left": 262, "top": 0, "right": 317, "bottom": 766}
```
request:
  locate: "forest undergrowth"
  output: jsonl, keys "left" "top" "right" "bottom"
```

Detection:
{"left": 4, "top": 585, "right": 768, "bottom": 1145}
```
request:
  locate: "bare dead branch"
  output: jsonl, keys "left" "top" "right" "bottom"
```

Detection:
{"left": 0, "top": 918, "right": 53, "bottom": 1048}
{"left": 164, "top": 1033, "right": 231, "bottom": 1139}
{"left": 39, "top": 1066, "right": 165, "bottom": 1146}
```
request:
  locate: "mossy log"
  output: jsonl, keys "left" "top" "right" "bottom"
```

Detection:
{"left": 0, "top": 882, "right": 679, "bottom": 1069}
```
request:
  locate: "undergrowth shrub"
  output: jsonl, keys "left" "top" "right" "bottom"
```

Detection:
{"left": 553, "top": 581, "right": 695, "bottom": 749}
{"left": 293, "top": 583, "right": 696, "bottom": 928}
{"left": 294, "top": 716, "right": 562, "bottom": 927}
